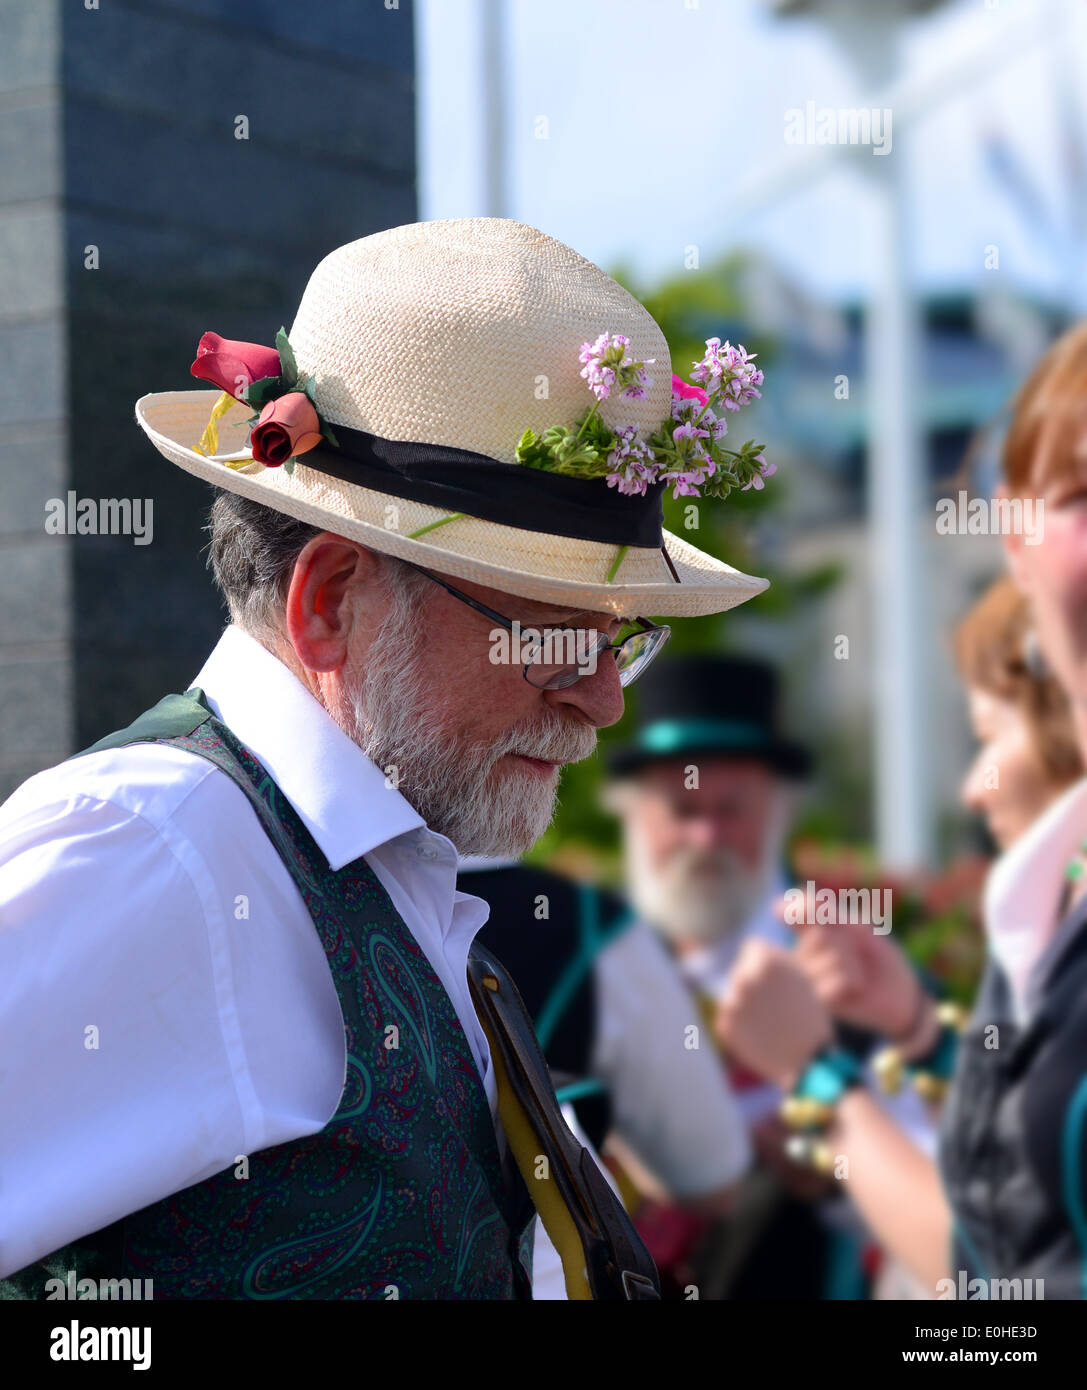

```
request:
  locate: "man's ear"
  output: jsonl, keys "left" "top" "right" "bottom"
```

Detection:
{"left": 285, "top": 536, "right": 381, "bottom": 673}
{"left": 995, "top": 483, "right": 1031, "bottom": 594}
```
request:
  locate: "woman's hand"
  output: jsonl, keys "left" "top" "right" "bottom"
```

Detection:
{"left": 789, "top": 912, "right": 924, "bottom": 1040}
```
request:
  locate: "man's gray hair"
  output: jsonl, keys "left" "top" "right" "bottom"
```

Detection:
{"left": 205, "top": 491, "right": 429, "bottom": 642}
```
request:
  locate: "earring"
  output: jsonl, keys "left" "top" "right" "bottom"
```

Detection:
{"left": 1023, "top": 627, "right": 1050, "bottom": 680}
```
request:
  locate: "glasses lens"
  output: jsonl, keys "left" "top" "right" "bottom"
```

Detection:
{"left": 525, "top": 630, "right": 609, "bottom": 690}
{"left": 524, "top": 625, "right": 670, "bottom": 690}
{"left": 615, "top": 625, "right": 670, "bottom": 686}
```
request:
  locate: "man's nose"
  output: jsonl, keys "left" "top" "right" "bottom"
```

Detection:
{"left": 681, "top": 815, "right": 719, "bottom": 852}
{"left": 545, "top": 649, "right": 627, "bottom": 728}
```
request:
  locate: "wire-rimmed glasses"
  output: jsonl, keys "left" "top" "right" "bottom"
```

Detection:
{"left": 398, "top": 560, "right": 671, "bottom": 690}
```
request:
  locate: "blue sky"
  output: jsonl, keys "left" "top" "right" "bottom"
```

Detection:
{"left": 417, "top": 0, "right": 1087, "bottom": 308}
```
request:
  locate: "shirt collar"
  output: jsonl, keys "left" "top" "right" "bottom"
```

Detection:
{"left": 984, "top": 774, "right": 1087, "bottom": 1017}
{"left": 192, "top": 624, "right": 428, "bottom": 871}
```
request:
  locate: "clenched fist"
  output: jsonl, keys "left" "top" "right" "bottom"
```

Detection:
{"left": 714, "top": 940, "right": 833, "bottom": 1089}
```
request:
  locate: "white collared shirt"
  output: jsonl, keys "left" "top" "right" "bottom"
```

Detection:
{"left": 0, "top": 624, "right": 497, "bottom": 1279}
{"left": 676, "top": 877, "right": 795, "bottom": 1126}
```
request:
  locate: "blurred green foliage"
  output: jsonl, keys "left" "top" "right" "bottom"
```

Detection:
{"left": 528, "top": 250, "right": 843, "bottom": 879}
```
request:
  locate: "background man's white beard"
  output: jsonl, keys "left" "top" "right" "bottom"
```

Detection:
{"left": 627, "top": 847, "right": 766, "bottom": 946}
{"left": 625, "top": 793, "right": 793, "bottom": 948}
{"left": 336, "top": 613, "right": 595, "bottom": 856}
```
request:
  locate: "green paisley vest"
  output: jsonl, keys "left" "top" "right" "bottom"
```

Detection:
{"left": 7, "top": 689, "right": 534, "bottom": 1300}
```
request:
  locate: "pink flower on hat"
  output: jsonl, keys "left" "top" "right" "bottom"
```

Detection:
{"left": 579, "top": 331, "right": 655, "bottom": 401}
{"left": 605, "top": 424, "right": 658, "bottom": 496}
{"left": 690, "top": 338, "right": 763, "bottom": 410}
{"left": 741, "top": 457, "right": 777, "bottom": 492}
{"left": 671, "top": 374, "right": 708, "bottom": 406}
{"left": 190, "top": 332, "right": 283, "bottom": 401}
{"left": 250, "top": 392, "right": 323, "bottom": 468}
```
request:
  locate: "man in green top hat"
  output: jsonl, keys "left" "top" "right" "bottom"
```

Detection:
{"left": 600, "top": 652, "right": 857, "bottom": 1298}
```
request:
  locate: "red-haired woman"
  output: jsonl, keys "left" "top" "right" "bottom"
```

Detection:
{"left": 715, "top": 325, "right": 1087, "bottom": 1297}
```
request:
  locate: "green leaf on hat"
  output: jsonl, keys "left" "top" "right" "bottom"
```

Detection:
{"left": 275, "top": 327, "right": 299, "bottom": 387}
{"left": 540, "top": 425, "right": 570, "bottom": 452}
{"left": 515, "top": 427, "right": 553, "bottom": 470}
{"left": 283, "top": 457, "right": 296, "bottom": 476}
{"left": 543, "top": 426, "right": 606, "bottom": 472}
{"left": 320, "top": 420, "right": 339, "bottom": 447}
{"left": 244, "top": 375, "right": 283, "bottom": 409}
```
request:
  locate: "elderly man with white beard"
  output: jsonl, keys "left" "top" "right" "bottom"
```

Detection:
{"left": 604, "top": 656, "right": 808, "bottom": 1019}
{"left": 0, "top": 221, "right": 777, "bottom": 1301}
{"left": 599, "top": 653, "right": 864, "bottom": 1299}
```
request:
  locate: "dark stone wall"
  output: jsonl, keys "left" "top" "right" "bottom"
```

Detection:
{"left": 59, "top": 0, "right": 416, "bottom": 748}
{"left": 0, "top": 1, "right": 69, "bottom": 800}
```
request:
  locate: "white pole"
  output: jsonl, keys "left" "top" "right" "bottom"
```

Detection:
{"left": 797, "top": 3, "right": 934, "bottom": 869}
{"left": 863, "top": 143, "right": 932, "bottom": 869}
{"left": 480, "top": 0, "right": 508, "bottom": 219}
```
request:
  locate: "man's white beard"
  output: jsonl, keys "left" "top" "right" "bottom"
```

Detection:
{"left": 624, "top": 789, "right": 792, "bottom": 948}
{"left": 333, "top": 595, "right": 597, "bottom": 857}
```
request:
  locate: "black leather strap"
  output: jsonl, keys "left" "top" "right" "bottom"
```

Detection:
{"left": 467, "top": 941, "right": 661, "bottom": 1301}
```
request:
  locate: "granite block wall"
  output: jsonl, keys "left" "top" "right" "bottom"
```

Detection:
{"left": 0, "top": 0, "right": 417, "bottom": 794}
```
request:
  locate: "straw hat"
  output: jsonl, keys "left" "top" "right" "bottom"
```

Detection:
{"left": 135, "top": 218, "right": 769, "bottom": 619}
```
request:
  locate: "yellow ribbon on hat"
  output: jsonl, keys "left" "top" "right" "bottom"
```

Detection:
{"left": 190, "top": 398, "right": 648, "bottom": 581}
{"left": 194, "top": 391, "right": 255, "bottom": 470}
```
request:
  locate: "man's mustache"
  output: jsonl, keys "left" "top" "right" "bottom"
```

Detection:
{"left": 667, "top": 846, "right": 747, "bottom": 879}
{"left": 492, "top": 712, "right": 598, "bottom": 767}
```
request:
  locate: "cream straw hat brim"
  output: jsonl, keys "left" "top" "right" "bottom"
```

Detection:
{"left": 135, "top": 219, "right": 771, "bottom": 620}
{"left": 136, "top": 391, "right": 768, "bottom": 619}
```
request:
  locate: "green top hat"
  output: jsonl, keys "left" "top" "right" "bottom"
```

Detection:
{"left": 604, "top": 653, "right": 811, "bottom": 780}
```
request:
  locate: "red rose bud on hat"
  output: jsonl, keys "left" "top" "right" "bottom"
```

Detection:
{"left": 190, "top": 332, "right": 283, "bottom": 401}
{"left": 250, "top": 391, "right": 323, "bottom": 467}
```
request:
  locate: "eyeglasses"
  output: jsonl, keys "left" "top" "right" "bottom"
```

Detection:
{"left": 398, "top": 560, "right": 671, "bottom": 690}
